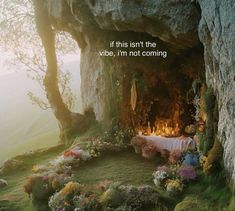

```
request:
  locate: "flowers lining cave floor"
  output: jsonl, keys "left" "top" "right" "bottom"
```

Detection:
{"left": 0, "top": 143, "right": 233, "bottom": 211}
{"left": 0, "top": 146, "right": 165, "bottom": 210}
{"left": 0, "top": 145, "right": 65, "bottom": 211}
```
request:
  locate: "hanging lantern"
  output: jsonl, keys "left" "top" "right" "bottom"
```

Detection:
{"left": 130, "top": 80, "right": 137, "bottom": 111}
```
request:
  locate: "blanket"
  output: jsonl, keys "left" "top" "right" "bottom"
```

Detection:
{"left": 137, "top": 135, "right": 196, "bottom": 151}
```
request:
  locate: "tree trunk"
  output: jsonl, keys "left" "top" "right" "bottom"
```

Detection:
{"left": 32, "top": 0, "right": 93, "bottom": 143}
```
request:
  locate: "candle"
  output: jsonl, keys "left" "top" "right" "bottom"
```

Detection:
{"left": 138, "top": 131, "right": 142, "bottom": 135}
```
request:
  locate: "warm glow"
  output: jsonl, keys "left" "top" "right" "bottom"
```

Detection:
{"left": 138, "top": 120, "right": 180, "bottom": 137}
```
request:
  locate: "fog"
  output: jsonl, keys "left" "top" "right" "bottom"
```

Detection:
{"left": 0, "top": 51, "right": 81, "bottom": 162}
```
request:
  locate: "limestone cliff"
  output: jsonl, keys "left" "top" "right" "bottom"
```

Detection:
{"left": 46, "top": 0, "right": 235, "bottom": 180}
{"left": 198, "top": 0, "right": 235, "bottom": 180}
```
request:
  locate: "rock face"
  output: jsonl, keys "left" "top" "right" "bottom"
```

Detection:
{"left": 46, "top": 0, "right": 235, "bottom": 179}
{"left": 51, "top": 0, "right": 201, "bottom": 122}
{"left": 80, "top": 44, "right": 105, "bottom": 121}
{"left": 85, "top": 0, "right": 200, "bottom": 50}
{"left": 198, "top": 0, "right": 235, "bottom": 180}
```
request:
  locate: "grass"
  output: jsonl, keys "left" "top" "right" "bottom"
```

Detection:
{"left": 74, "top": 150, "right": 163, "bottom": 186}
{"left": 0, "top": 144, "right": 164, "bottom": 210}
{"left": 0, "top": 134, "right": 233, "bottom": 211}
{"left": 0, "top": 130, "right": 59, "bottom": 163}
{"left": 0, "top": 145, "right": 65, "bottom": 211}
{"left": 180, "top": 172, "right": 233, "bottom": 210}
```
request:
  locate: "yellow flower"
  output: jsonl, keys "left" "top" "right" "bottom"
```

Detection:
{"left": 32, "top": 165, "right": 39, "bottom": 173}
{"left": 166, "top": 179, "right": 183, "bottom": 192}
{"left": 61, "top": 182, "right": 81, "bottom": 196}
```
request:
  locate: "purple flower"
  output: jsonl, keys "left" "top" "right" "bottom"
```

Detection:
{"left": 178, "top": 166, "right": 197, "bottom": 181}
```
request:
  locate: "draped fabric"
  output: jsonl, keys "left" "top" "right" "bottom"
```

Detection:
{"left": 130, "top": 80, "right": 137, "bottom": 111}
{"left": 137, "top": 135, "right": 196, "bottom": 151}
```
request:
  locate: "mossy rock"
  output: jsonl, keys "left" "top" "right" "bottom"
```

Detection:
{"left": 174, "top": 196, "right": 208, "bottom": 211}
{"left": 99, "top": 187, "right": 124, "bottom": 207}
{"left": 203, "top": 137, "right": 223, "bottom": 175}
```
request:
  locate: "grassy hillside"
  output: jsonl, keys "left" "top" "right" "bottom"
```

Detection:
{"left": 0, "top": 56, "right": 81, "bottom": 162}
{"left": 0, "top": 73, "right": 59, "bottom": 162}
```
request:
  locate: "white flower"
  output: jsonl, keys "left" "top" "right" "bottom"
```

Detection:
{"left": 152, "top": 170, "right": 168, "bottom": 187}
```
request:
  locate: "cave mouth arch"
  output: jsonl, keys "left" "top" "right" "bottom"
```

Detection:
{"left": 103, "top": 32, "right": 207, "bottom": 136}
{"left": 69, "top": 26, "right": 205, "bottom": 137}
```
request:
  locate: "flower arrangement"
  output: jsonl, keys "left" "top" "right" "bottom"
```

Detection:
{"left": 32, "top": 165, "right": 48, "bottom": 173}
{"left": 49, "top": 181, "right": 166, "bottom": 211}
{"left": 142, "top": 142, "right": 157, "bottom": 159}
{"left": 165, "top": 179, "right": 183, "bottom": 194}
{"left": 178, "top": 166, "right": 197, "bottom": 181}
{"left": 101, "top": 120, "right": 135, "bottom": 147}
{"left": 131, "top": 136, "right": 146, "bottom": 154}
{"left": 157, "top": 165, "right": 170, "bottom": 173}
{"left": 169, "top": 150, "right": 182, "bottom": 164}
{"left": 63, "top": 147, "right": 91, "bottom": 161}
{"left": 199, "top": 154, "right": 207, "bottom": 167}
{"left": 24, "top": 172, "right": 73, "bottom": 200}
{"left": 181, "top": 151, "right": 199, "bottom": 166}
{"left": 63, "top": 150, "right": 80, "bottom": 159}
{"left": 202, "top": 156, "right": 212, "bottom": 175}
{"left": 48, "top": 182, "right": 82, "bottom": 211}
{"left": 152, "top": 167, "right": 168, "bottom": 187}
{"left": 61, "top": 181, "right": 81, "bottom": 196}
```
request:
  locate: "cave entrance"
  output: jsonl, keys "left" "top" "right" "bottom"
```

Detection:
{"left": 125, "top": 43, "right": 204, "bottom": 137}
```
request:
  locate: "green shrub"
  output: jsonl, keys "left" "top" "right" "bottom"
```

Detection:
{"left": 101, "top": 119, "right": 135, "bottom": 147}
{"left": 203, "top": 137, "right": 223, "bottom": 175}
{"left": 200, "top": 87, "right": 218, "bottom": 155}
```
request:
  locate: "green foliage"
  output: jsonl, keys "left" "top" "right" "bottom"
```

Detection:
{"left": 203, "top": 137, "right": 223, "bottom": 175}
{"left": 49, "top": 180, "right": 169, "bottom": 211}
{"left": 200, "top": 87, "right": 219, "bottom": 155}
{"left": 181, "top": 170, "right": 232, "bottom": 211}
{"left": 101, "top": 119, "right": 135, "bottom": 147}
{"left": 204, "top": 88, "right": 216, "bottom": 113}
{"left": 103, "top": 59, "right": 123, "bottom": 122}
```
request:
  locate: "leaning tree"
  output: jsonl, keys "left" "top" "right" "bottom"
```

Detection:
{"left": 0, "top": 0, "right": 94, "bottom": 144}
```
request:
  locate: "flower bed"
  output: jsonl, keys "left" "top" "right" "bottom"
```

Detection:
{"left": 152, "top": 149, "right": 202, "bottom": 195}
{"left": 48, "top": 181, "right": 168, "bottom": 211}
{"left": 23, "top": 133, "right": 134, "bottom": 209}
{"left": 24, "top": 124, "right": 206, "bottom": 210}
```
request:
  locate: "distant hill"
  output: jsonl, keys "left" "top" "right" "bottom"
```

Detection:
{"left": 0, "top": 57, "right": 81, "bottom": 162}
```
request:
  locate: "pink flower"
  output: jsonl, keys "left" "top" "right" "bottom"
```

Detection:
{"left": 178, "top": 166, "right": 196, "bottom": 181}
{"left": 169, "top": 150, "right": 182, "bottom": 164}
{"left": 157, "top": 165, "right": 169, "bottom": 173}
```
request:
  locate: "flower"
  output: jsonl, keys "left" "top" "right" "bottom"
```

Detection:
{"left": 165, "top": 179, "right": 183, "bottom": 193}
{"left": 169, "top": 150, "right": 182, "bottom": 164}
{"left": 199, "top": 155, "right": 207, "bottom": 166}
{"left": 61, "top": 182, "right": 81, "bottom": 196}
{"left": 131, "top": 136, "right": 146, "bottom": 154}
{"left": 153, "top": 169, "right": 168, "bottom": 187}
{"left": 142, "top": 142, "right": 157, "bottom": 159}
{"left": 182, "top": 152, "right": 199, "bottom": 166}
{"left": 32, "top": 165, "right": 40, "bottom": 173}
{"left": 156, "top": 165, "right": 169, "bottom": 173}
{"left": 178, "top": 166, "right": 197, "bottom": 181}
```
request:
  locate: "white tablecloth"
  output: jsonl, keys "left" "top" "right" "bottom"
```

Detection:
{"left": 138, "top": 135, "right": 196, "bottom": 151}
